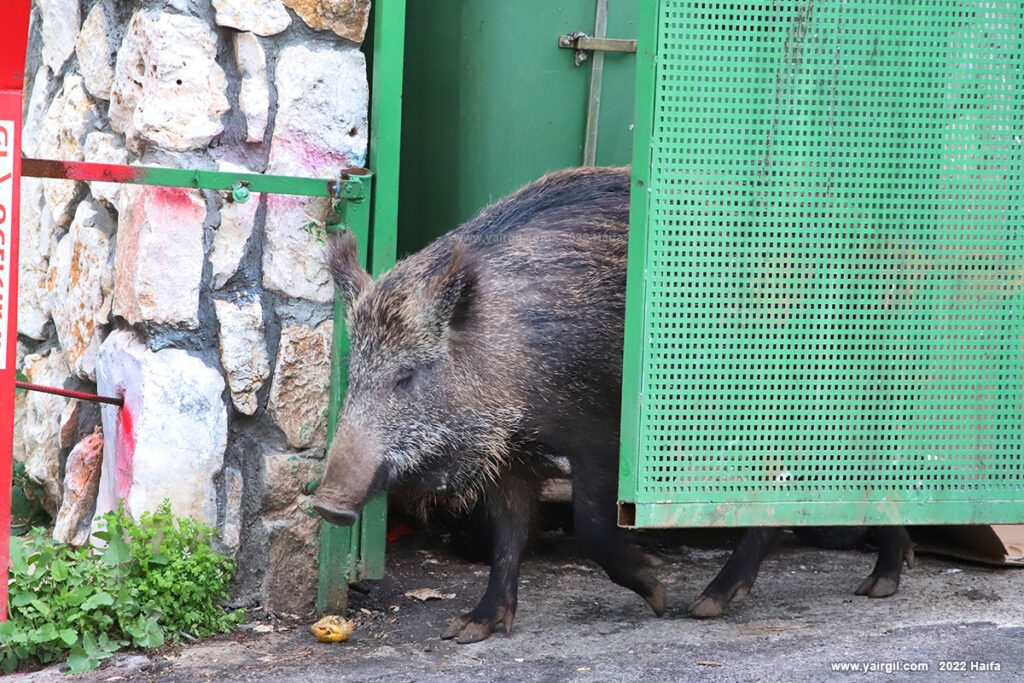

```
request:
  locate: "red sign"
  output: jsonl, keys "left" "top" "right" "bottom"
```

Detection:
{"left": 0, "top": 95, "right": 21, "bottom": 623}
{"left": 0, "top": 0, "right": 30, "bottom": 623}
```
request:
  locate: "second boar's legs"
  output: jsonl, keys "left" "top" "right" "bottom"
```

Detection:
{"left": 440, "top": 463, "right": 540, "bottom": 643}
{"left": 690, "top": 527, "right": 782, "bottom": 618}
{"left": 693, "top": 526, "right": 915, "bottom": 618}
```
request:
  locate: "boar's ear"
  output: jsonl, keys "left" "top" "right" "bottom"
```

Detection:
{"left": 329, "top": 231, "right": 372, "bottom": 304}
{"left": 429, "top": 242, "right": 477, "bottom": 330}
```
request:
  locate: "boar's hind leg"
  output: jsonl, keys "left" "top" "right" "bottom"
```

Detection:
{"left": 690, "top": 527, "right": 781, "bottom": 618}
{"left": 441, "top": 465, "right": 539, "bottom": 644}
{"left": 855, "top": 526, "right": 914, "bottom": 598}
{"left": 571, "top": 474, "right": 667, "bottom": 617}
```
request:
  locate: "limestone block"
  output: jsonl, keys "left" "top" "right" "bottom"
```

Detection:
{"left": 210, "top": 160, "right": 260, "bottom": 289}
{"left": 212, "top": 0, "right": 291, "bottom": 36}
{"left": 220, "top": 466, "right": 244, "bottom": 555}
{"left": 52, "top": 427, "right": 104, "bottom": 546}
{"left": 38, "top": 0, "right": 80, "bottom": 73}
{"left": 37, "top": 74, "right": 99, "bottom": 226}
{"left": 17, "top": 178, "right": 56, "bottom": 339}
{"left": 76, "top": 1, "right": 118, "bottom": 100}
{"left": 213, "top": 296, "right": 270, "bottom": 415}
{"left": 234, "top": 32, "right": 269, "bottom": 143}
{"left": 47, "top": 200, "right": 115, "bottom": 380}
{"left": 113, "top": 185, "right": 205, "bottom": 328}
{"left": 94, "top": 330, "right": 228, "bottom": 529}
{"left": 20, "top": 349, "right": 72, "bottom": 512}
{"left": 109, "top": 10, "right": 229, "bottom": 152}
{"left": 22, "top": 66, "right": 53, "bottom": 157}
{"left": 282, "top": 0, "right": 370, "bottom": 43}
{"left": 268, "top": 321, "right": 332, "bottom": 449}
{"left": 261, "top": 450, "right": 323, "bottom": 617}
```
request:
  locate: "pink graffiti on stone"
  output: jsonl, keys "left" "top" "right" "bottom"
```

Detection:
{"left": 116, "top": 403, "right": 135, "bottom": 501}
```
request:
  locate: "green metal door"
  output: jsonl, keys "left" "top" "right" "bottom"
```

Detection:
{"left": 619, "top": 1, "right": 1024, "bottom": 528}
{"left": 399, "top": 0, "right": 638, "bottom": 253}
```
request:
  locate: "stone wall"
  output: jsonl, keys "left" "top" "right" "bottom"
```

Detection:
{"left": 17, "top": 0, "right": 371, "bottom": 618}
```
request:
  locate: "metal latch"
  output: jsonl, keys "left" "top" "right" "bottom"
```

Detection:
{"left": 559, "top": 32, "right": 637, "bottom": 66}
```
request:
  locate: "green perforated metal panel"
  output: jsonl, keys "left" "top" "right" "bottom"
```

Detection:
{"left": 618, "top": 0, "right": 1024, "bottom": 527}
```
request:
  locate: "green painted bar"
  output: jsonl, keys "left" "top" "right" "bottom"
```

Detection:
{"left": 316, "top": 522, "right": 354, "bottom": 614}
{"left": 368, "top": 0, "right": 406, "bottom": 277}
{"left": 627, "top": 500, "right": 1024, "bottom": 529}
{"left": 355, "top": 0, "right": 409, "bottom": 583}
{"left": 355, "top": 494, "right": 387, "bottom": 580}
{"left": 132, "top": 165, "right": 346, "bottom": 197}
{"left": 317, "top": 183, "right": 372, "bottom": 614}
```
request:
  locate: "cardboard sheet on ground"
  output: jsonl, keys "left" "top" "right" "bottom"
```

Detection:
{"left": 911, "top": 525, "right": 1024, "bottom": 566}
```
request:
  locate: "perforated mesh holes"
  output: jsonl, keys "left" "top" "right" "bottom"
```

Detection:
{"left": 634, "top": 1, "right": 1024, "bottom": 512}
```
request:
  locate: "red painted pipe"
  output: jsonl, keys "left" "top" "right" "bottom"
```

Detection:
{"left": 15, "top": 381, "right": 124, "bottom": 407}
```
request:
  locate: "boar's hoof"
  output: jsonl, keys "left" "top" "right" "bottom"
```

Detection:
{"left": 644, "top": 582, "right": 667, "bottom": 617}
{"left": 688, "top": 595, "right": 728, "bottom": 619}
{"left": 689, "top": 580, "right": 752, "bottom": 618}
{"left": 441, "top": 607, "right": 514, "bottom": 644}
{"left": 313, "top": 502, "right": 358, "bottom": 527}
{"left": 854, "top": 574, "right": 900, "bottom": 598}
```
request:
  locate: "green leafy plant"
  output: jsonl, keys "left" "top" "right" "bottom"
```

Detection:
{"left": 10, "top": 461, "right": 52, "bottom": 535}
{"left": 0, "top": 501, "right": 243, "bottom": 674}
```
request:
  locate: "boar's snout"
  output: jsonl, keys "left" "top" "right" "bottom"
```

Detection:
{"left": 312, "top": 501, "right": 359, "bottom": 527}
{"left": 312, "top": 424, "right": 384, "bottom": 527}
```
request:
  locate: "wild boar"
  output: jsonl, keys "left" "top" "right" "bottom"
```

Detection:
{"left": 313, "top": 167, "right": 665, "bottom": 642}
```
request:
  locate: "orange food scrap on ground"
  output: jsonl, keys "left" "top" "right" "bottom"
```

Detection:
{"left": 311, "top": 616, "right": 354, "bottom": 643}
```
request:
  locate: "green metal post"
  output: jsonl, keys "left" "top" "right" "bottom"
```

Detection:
{"left": 356, "top": 0, "right": 407, "bottom": 581}
{"left": 317, "top": 0, "right": 406, "bottom": 611}
{"left": 368, "top": 0, "right": 406, "bottom": 278}
{"left": 317, "top": 176, "right": 372, "bottom": 614}
{"left": 616, "top": 0, "right": 659, "bottom": 518}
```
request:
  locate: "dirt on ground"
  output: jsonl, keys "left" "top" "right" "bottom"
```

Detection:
{"left": 12, "top": 517, "right": 1024, "bottom": 683}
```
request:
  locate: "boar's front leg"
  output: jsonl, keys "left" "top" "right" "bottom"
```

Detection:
{"left": 690, "top": 527, "right": 781, "bottom": 618}
{"left": 441, "top": 464, "right": 539, "bottom": 643}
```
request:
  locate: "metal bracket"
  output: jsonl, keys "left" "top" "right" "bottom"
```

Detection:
{"left": 559, "top": 32, "right": 637, "bottom": 66}
{"left": 326, "top": 171, "right": 373, "bottom": 233}
{"left": 331, "top": 170, "right": 372, "bottom": 202}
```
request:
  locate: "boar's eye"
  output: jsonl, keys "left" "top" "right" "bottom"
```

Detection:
{"left": 394, "top": 368, "right": 415, "bottom": 393}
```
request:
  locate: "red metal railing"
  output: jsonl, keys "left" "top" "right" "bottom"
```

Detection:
{"left": 15, "top": 382, "right": 124, "bottom": 407}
